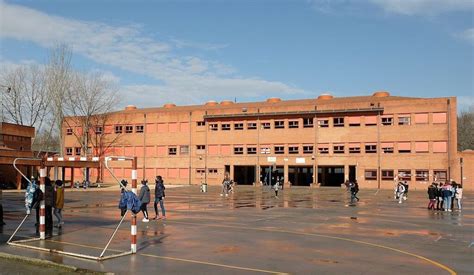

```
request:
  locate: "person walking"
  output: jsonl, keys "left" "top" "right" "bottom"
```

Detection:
{"left": 427, "top": 183, "right": 437, "bottom": 210}
{"left": 53, "top": 180, "right": 65, "bottom": 228}
{"left": 402, "top": 181, "right": 409, "bottom": 201}
{"left": 138, "top": 179, "right": 150, "bottom": 222}
{"left": 397, "top": 182, "right": 406, "bottom": 204}
{"left": 454, "top": 184, "right": 463, "bottom": 211}
{"left": 352, "top": 181, "right": 360, "bottom": 202}
{"left": 221, "top": 172, "right": 231, "bottom": 197}
{"left": 274, "top": 177, "right": 280, "bottom": 198}
{"left": 153, "top": 176, "right": 166, "bottom": 220}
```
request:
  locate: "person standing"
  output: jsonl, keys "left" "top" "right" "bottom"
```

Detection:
{"left": 436, "top": 183, "right": 443, "bottom": 210}
{"left": 44, "top": 177, "right": 54, "bottom": 234}
{"left": 53, "top": 180, "right": 65, "bottom": 228}
{"left": 153, "top": 176, "right": 166, "bottom": 220}
{"left": 397, "top": 182, "right": 406, "bottom": 204}
{"left": 454, "top": 184, "right": 463, "bottom": 211}
{"left": 427, "top": 183, "right": 437, "bottom": 210}
{"left": 138, "top": 179, "right": 150, "bottom": 222}
{"left": 442, "top": 182, "right": 453, "bottom": 212}
{"left": 221, "top": 172, "right": 231, "bottom": 197}
{"left": 274, "top": 177, "right": 280, "bottom": 198}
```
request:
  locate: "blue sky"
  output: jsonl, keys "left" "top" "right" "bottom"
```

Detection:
{"left": 1, "top": 0, "right": 473, "bottom": 110}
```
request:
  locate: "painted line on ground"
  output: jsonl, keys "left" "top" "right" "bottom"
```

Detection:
{"left": 167, "top": 220, "right": 457, "bottom": 275}
{"left": 44, "top": 240, "right": 287, "bottom": 274}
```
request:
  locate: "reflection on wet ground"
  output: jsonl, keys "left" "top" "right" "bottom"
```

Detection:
{"left": 0, "top": 186, "right": 472, "bottom": 274}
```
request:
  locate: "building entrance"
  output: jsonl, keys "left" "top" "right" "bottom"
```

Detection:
{"left": 288, "top": 166, "right": 313, "bottom": 186}
{"left": 318, "top": 166, "right": 344, "bottom": 187}
{"left": 260, "top": 166, "right": 283, "bottom": 186}
{"left": 233, "top": 165, "right": 255, "bottom": 185}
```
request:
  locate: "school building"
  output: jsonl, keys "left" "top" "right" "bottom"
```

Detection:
{"left": 62, "top": 91, "right": 472, "bottom": 190}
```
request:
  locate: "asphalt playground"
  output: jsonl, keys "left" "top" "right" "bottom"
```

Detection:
{"left": 0, "top": 185, "right": 472, "bottom": 274}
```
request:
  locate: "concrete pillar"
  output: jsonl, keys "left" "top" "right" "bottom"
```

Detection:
{"left": 61, "top": 167, "right": 66, "bottom": 182}
{"left": 230, "top": 165, "right": 234, "bottom": 182}
{"left": 284, "top": 164, "right": 289, "bottom": 188}
{"left": 344, "top": 164, "right": 349, "bottom": 182}
{"left": 70, "top": 168, "right": 75, "bottom": 188}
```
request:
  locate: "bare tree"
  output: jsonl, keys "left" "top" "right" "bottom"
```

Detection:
{"left": 0, "top": 64, "right": 49, "bottom": 130}
{"left": 458, "top": 106, "right": 474, "bottom": 151}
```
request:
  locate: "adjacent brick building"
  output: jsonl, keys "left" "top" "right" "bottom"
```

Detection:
{"left": 63, "top": 91, "right": 472, "bottom": 190}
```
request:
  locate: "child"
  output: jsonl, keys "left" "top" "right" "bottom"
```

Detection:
{"left": 274, "top": 177, "right": 280, "bottom": 198}
{"left": 427, "top": 183, "right": 437, "bottom": 210}
{"left": 25, "top": 177, "right": 38, "bottom": 215}
{"left": 153, "top": 176, "right": 166, "bottom": 220}
{"left": 221, "top": 172, "right": 231, "bottom": 197}
{"left": 138, "top": 179, "right": 150, "bottom": 222}
{"left": 397, "top": 182, "right": 406, "bottom": 204}
{"left": 454, "top": 184, "right": 463, "bottom": 211}
{"left": 53, "top": 180, "right": 64, "bottom": 227}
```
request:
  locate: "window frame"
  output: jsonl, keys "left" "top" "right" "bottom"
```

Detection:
{"left": 333, "top": 117, "right": 344, "bottom": 127}
{"left": 125, "top": 125, "right": 133, "bottom": 133}
{"left": 274, "top": 120, "right": 285, "bottom": 129}
{"left": 247, "top": 147, "right": 257, "bottom": 155}
{"left": 115, "top": 125, "right": 123, "bottom": 134}
{"left": 66, "top": 147, "right": 73, "bottom": 156}
{"left": 303, "top": 118, "right": 314, "bottom": 128}
{"left": 274, "top": 146, "right": 285, "bottom": 154}
{"left": 415, "top": 170, "right": 429, "bottom": 181}
{"left": 247, "top": 122, "right": 257, "bottom": 130}
{"left": 135, "top": 125, "right": 144, "bottom": 133}
{"left": 168, "top": 147, "right": 177, "bottom": 155}
{"left": 365, "top": 144, "right": 377, "bottom": 153}
{"left": 221, "top": 123, "right": 231, "bottom": 131}
{"left": 381, "top": 170, "right": 394, "bottom": 181}
{"left": 288, "top": 146, "right": 299, "bottom": 154}
{"left": 288, "top": 120, "right": 299, "bottom": 129}
{"left": 66, "top": 128, "right": 73, "bottom": 135}
{"left": 234, "top": 123, "right": 244, "bottom": 130}
{"left": 209, "top": 123, "right": 219, "bottom": 131}
{"left": 318, "top": 119, "right": 329, "bottom": 128}
{"left": 365, "top": 170, "right": 377, "bottom": 180}
{"left": 333, "top": 145, "right": 345, "bottom": 154}
{"left": 234, "top": 146, "right": 244, "bottom": 155}
{"left": 303, "top": 145, "right": 314, "bottom": 154}
{"left": 261, "top": 122, "right": 271, "bottom": 129}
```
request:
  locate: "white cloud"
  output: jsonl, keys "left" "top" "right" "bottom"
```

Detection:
{"left": 455, "top": 28, "right": 474, "bottom": 45}
{"left": 0, "top": 2, "right": 306, "bottom": 107}
{"left": 369, "top": 0, "right": 474, "bottom": 15}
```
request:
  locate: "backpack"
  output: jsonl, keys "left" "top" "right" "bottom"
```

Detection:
{"left": 32, "top": 188, "right": 44, "bottom": 208}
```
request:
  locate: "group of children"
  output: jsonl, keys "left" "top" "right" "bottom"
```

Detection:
{"left": 119, "top": 176, "right": 167, "bottom": 222}
{"left": 24, "top": 177, "right": 65, "bottom": 231}
{"left": 427, "top": 181, "right": 463, "bottom": 212}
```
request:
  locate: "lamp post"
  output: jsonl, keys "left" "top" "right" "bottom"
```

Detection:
{"left": 460, "top": 158, "right": 463, "bottom": 185}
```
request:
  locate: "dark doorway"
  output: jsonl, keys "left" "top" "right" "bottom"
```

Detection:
{"left": 225, "top": 165, "right": 230, "bottom": 174}
{"left": 318, "top": 166, "right": 344, "bottom": 187}
{"left": 260, "top": 166, "right": 283, "bottom": 186}
{"left": 288, "top": 166, "right": 313, "bottom": 186}
{"left": 349, "top": 166, "right": 356, "bottom": 182}
{"left": 233, "top": 166, "right": 255, "bottom": 185}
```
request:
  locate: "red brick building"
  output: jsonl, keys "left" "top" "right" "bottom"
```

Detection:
{"left": 63, "top": 91, "right": 471, "bottom": 190}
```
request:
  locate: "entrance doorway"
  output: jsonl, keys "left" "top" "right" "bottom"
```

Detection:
{"left": 349, "top": 165, "right": 356, "bottom": 182}
{"left": 233, "top": 166, "right": 255, "bottom": 185}
{"left": 318, "top": 166, "right": 344, "bottom": 187}
{"left": 260, "top": 166, "right": 283, "bottom": 186}
{"left": 288, "top": 166, "right": 313, "bottom": 186}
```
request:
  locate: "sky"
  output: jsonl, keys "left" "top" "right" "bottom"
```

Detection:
{"left": 0, "top": 0, "right": 473, "bottom": 111}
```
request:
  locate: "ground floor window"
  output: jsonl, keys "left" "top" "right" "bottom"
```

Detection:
{"left": 398, "top": 170, "right": 411, "bottom": 181}
{"left": 365, "top": 169, "right": 377, "bottom": 180}
{"left": 381, "top": 170, "right": 394, "bottom": 181}
{"left": 415, "top": 170, "right": 429, "bottom": 181}
{"left": 433, "top": 170, "right": 447, "bottom": 182}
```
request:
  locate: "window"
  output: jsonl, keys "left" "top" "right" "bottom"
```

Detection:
{"left": 247, "top": 147, "right": 257, "bottom": 154}
{"left": 115, "top": 125, "right": 123, "bottom": 134}
{"left": 433, "top": 141, "right": 447, "bottom": 153}
{"left": 416, "top": 170, "right": 429, "bottom": 181}
{"left": 433, "top": 113, "right": 447, "bottom": 124}
{"left": 95, "top": 126, "right": 103, "bottom": 134}
{"left": 125, "top": 125, "right": 133, "bottom": 133}
{"left": 208, "top": 169, "right": 218, "bottom": 174}
{"left": 398, "top": 142, "right": 411, "bottom": 153}
{"left": 333, "top": 145, "right": 345, "bottom": 154}
{"left": 180, "top": 145, "right": 189, "bottom": 155}
{"left": 135, "top": 125, "right": 144, "bottom": 133}
{"left": 365, "top": 144, "right": 377, "bottom": 153}
{"left": 318, "top": 145, "right": 329, "bottom": 154}
{"left": 289, "top": 120, "right": 299, "bottom": 129}
{"left": 260, "top": 146, "right": 271, "bottom": 154}
{"left": 382, "top": 142, "right": 394, "bottom": 154}
{"left": 415, "top": 142, "right": 429, "bottom": 153}
{"left": 75, "top": 147, "right": 81, "bottom": 156}
{"left": 274, "top": 120, "right": 285, "bottom": 129}
{"left": 196, "top": 145, "right": 206, "bottom": 150}
{"left": 288, "top": 146, "right": 299, "bottom": 154}
{"left": 197, "top": 121, "right": 205, "bottom": 126}
{"left": 221, "top": 123, "right": 231, "bottom": 131}
{"left": 365, "top": 116, "right": 377, "bottom": 126}
{"left": 209, "top": 123, "right": 218, "bottom": 131}
{"left": 66, "top": 147, "right": 73, "bottom": 156}
{"left": 415, "top": 113, "right": 429, "bottom": 124}
{"left": 382, "top": 170, "right": 394, "bottom": 180}
{"left": 274, "top": 146, "right": 285, "bottom": 154}
{"left": 318, "top": 119, "right": 329, "bottom": 128}
{"left": 348, "top": 116, "right": 361, "bottom": 127}
{"left": 234, "top": 123, "right": 244, "bottom": 130}
{"left": 303, "top": 145, "right": 313, "bottom": 154}
{"left": 196, "top": 169, "right": 205, "bottom": 175}
{"left": 303, "top": 118, "right": 313, "bottom": 128}
{"left": 234, "top": 146, "right": 244, "bottom": 155}
{"left": 247, "top": 122, "right": 257, "bottom": 130}
{"left": 381, "top": 116, "right": 393, "bottom": 126}
{"left": 66, "top": 128, "right": 73, "bottom": 135}
{"left": 398, "top": 115, "right": 411, "bottom": 125}
{"left": 365, "top": 170, "right": 377, "bottom": 180}
{"left": 168, "top": 147, "right": 177, "bottom": 155}
{"left": 434, "top": 170, "right": 447, "bottom": 182}
{"left": 261, "top": 122, "right": 271, "bottom": 129}
{"left": 398, "top": 170, "right": 411, "bottom": 181}
{"left": 349, "top": 144, "right": 361, "bottom": 154}
{"left": 333, "top": 117, "right": 344, "bottom": 127}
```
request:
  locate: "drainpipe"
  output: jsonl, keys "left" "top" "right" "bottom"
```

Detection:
{"left": 188, "top": 111, "right": 192, "bottom": 185}
{"left": 377, "top": 109, "right": 381, "bottom": 189}
{"left": 143, "top": 113, "right": 146, "bottom": 179}
{"left": 447, "top": 99, "right": 451, "bottom": 181}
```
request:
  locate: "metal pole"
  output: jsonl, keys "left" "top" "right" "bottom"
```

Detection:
{"left": 188, "top": 111, "right": 192, "bottom": 185}
{"left": 460, "top": 158, "right": 463, "bottom": 185}
{"left": 7, "top": 214, "right": 30, "bottom": 243}
{"left": 131, "top": 157, "right": 137, "bottom": 254}
{"left": 99, "top": 210, "right": 128, "bottom": 258}
{"left": 39, "top": 159, "right": 46, "bottom": 240}
{"left": 143, "top": 113, "right": 146, "bottom": 179}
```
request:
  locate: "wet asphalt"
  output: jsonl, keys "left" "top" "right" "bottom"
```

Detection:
{"left": 0, "top": 186, "right": 472, "bottom": 274}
